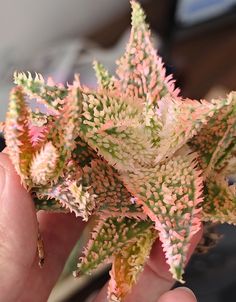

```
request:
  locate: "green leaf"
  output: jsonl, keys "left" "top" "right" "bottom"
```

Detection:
{"left": 30, "top": 141, "right": 59, "bottom": 185}
{"left": 35, "top": 159, "right": 144, "bottom": 220}
{"left": 122, "top": 152, "right": 203, "bottom": 282}
{"left": 14, "top": 72, "right": 68, "bottom": 112}
{"left": 76, "top": 217, "right": 153, "bottom": 275}
{"left": 190, "top": 92, "right": 236, "bottom": 176}
{"left": 93, "top": 61, "right": 115, "bottom": 90}
{"left": 72, "top": 136, "right": 99, "bottom": 167}
{"left": 80, "top": 91, "right": 156, "bottom": 171}
{"left": 156, "top": 96, "right": 232, "bottom": 163}
{"left": 5, "top": 87, "right": 34, "bottom": 186}
{"left": 203, "top": 173, "right": 236, "bottom": 224}
{"left": 85, "top": 160, "right": 145, "bottom": 219}
{"left": 43, "top": 86, "right": 82, "bottom": 181}
{"left": 115, "top": 1, "right": 179, "bottom": 105}
{"left": 108, "top": 226, "right": 157, "bottom": 302}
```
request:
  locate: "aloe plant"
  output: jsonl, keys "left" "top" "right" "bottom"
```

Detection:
{"left": 1, "top": 1, "right": 236, "bottom": 301}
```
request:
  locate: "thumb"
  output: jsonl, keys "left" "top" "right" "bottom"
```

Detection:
{"left": 158, "top": 287, "right": 197, "bottom": 302}
{"left": 0, "top": 153, "right": 38, "bottom": 301}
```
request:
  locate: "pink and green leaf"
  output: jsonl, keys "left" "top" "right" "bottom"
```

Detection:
{"left": 156, "top": 96, "right": 232, "bottom": 163}
{"left": 80, "top": 91, "right": 155, "bottom": 171}
{"left": 43, "top": 86, "right": 82, "bottom": 181}
{"left": 93, "top": 61, "right": 115, "bottom": 90}
{"left": 30, "top": 141, "right": 60, "bottom": 185}
{"left": 108, "top": 226, "right": 157, "bottom": 302}
{"left": 36, "top": 171, "right": 96, "bottom": 220}
{"left": 115, "top": 1, "right": 179, "bottom": 105}
{"left": 122, "top": 152, "right": 203, "bottom": 282}
{"left": 84, "top": 160, "right": 145, "bottom": 219}
{"left": 190, "top": 92, "right": 236, "bottom": 175}
{"left": 36, "top": 159, "right": 144, "bottom": 220}
{"left": 14, "top": 72, "right": 68, "bottom": 112}
{"left": 4, "top": 87, "right": 34, "bottom": 186}
{"left": 76, "top": 217, "right": 153, "bottom": 276}
{"left": 203, "top": 173, "right": 236, "bottom": 224}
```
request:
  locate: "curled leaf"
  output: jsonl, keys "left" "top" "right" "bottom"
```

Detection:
{"left": 30, "top": 141, "right": 59, "bottom": 185}
{"left": 108, "top": 226, "right": 156, "bottom": 301}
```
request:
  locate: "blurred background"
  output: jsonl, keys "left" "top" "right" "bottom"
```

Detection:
{"left": 1, "top": 0, "right": 236, "bottom": 301}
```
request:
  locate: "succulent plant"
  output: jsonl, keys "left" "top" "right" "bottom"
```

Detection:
{"left": 1, "top": 1, "right": 236, "bottom": 301}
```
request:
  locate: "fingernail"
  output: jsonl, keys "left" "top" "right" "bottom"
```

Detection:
{"left": 0, "top": 164, "right": 6, "bottom": 200}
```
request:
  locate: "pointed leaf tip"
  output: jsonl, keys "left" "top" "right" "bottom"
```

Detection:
{"left": 93, "top": 60, "right": 114, "bottom": 90}
{"left": 131, "top": 1, "right": 147, "bottom": 28}
{"left": 30, "top": 141, "right": 59, "bottom": 185}
{"left": 108, "top": 226, "right": 156, "bottom": 301}
{"left": 116, "top": 1, "right": 178, "bottom": 103}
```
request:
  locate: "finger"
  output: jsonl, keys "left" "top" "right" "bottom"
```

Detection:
{"left": 0, "top": 152, "right": 86, "bottom": 302}
{"left": 93, "top": 227, "right": 202, "bottom": 302}
{"left": 0, "top": 153, "right": 38, "bottom": 302}
{"left": 158, "top": 287, "right": 197, "bottom": 302}
{"left": 18, "top": 212, "right": 86, "bottom": 302}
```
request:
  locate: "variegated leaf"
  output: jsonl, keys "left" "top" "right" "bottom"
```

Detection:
{"left": 72, "top": 136, "right": 99, "bottom": 168}
{"left": 156, "top": 96, "right": 232, "bottom": 163}
{"left": 203, "top": 173, "right": 236, "bottom": 224}
{"left": 36, "top": 171, "right": 96, "bottom": 220}
{"left": 190, "top": 92, "right": 236, "bottom": 176}
{"left": 4, "top": 87, "right": 34, "bottom": 186}
{"left": 76, "top": 217, "right": 153, "bottom": 276}
{"left": 30, "top": 141, "right": 59, "bottom": 185}
{"left": 36, "top": 159, "right": 144, "bottom": 220}
{"left": 44, "top": 86, "right": 82, "bottom": 181}
{"left": 115, "top": 1, "right": 179, "bottom": 105}
{"left": 27, "top": 110, "right": 55, "bottom": 148}
{"left": 93, "top": 61, "right": 115, "bottom": 90}
{"left": 14, "top": 72, "right": 67, "bottom": 112}
{"left": 80, "top": 91, "right": 156, "bottom": 171}
{"left": 108, "top": 226, "right": 156, "bottom": 302}
{"left": 84, "top": 160, "right": 145, "bottom": 219}
{"left": 122, "top": 152, "right": 203, "bottom": 282}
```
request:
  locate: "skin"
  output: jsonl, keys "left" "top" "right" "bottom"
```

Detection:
{"left": 0, "top": 152, "right": 200, "bottom": 302}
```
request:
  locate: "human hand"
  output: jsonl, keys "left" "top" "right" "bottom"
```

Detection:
{"left": 0, "top": 152, "right": 200, "bottom": 302}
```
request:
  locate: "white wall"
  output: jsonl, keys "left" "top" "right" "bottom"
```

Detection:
{"left": 0, "top": 0, "right": 135, "bottom": 55}
{"left": 0, "top": 0, "right": 149, "bottom": 120}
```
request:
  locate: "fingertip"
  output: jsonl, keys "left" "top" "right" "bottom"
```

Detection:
{"left": 158, "top": 287, "right": 197, "bottom": 302}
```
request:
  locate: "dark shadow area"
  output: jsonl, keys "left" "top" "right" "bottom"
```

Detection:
{"left": 0, "top": 135, "right": 5, "bottom": 152}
